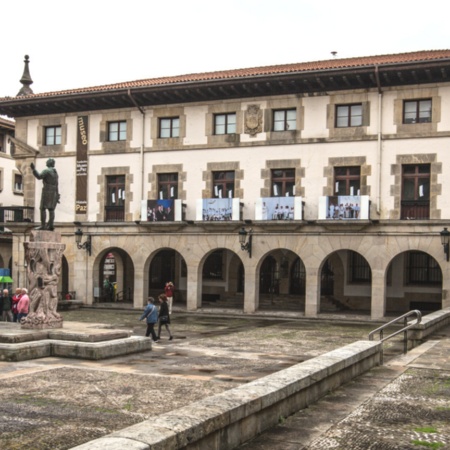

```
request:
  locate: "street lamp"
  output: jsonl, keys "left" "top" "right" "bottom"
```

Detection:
{"left": 75, "top": 228, "right": 91, "bottom": 256}
{"left": 440, "top": 227, "right": 450, "bottom": 262}
{"left": 239, "top": 227, "right": 252, "bottom": 258}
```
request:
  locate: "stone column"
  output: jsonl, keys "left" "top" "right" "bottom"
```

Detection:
{"left": 186, "top": 269, "right": 200, "bottom": 311}
{"left": 305, "top": 268, "right": 320, "bottom": 317}
{"left": 22, "top": 230, "right": 66, "bottom": 329}
{"left": 371, "top": 269, "right": 386, "bottom": 319}
{"left": 243, "top": 264, "right": 257, "bottom": 313}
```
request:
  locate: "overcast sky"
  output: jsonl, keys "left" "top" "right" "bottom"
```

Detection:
{"left": 1, "top": 0, "right": 448, "bottom": 98}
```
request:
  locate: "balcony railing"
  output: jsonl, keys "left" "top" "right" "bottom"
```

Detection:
{"left": 401, "top": 201, "right": 429, "bottom": 220}
{"left": 105, "top": 205, "right": 125, "bottom": 222}
{"left": 0, "top": 206, "right": 34, "bottom": 224}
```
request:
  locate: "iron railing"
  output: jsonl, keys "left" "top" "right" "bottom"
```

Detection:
{"left": 369, "top": 309, "right": 422, "bottom": 364}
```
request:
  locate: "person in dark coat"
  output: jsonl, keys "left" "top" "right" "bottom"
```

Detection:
{"left": 157, "top": 294, "right": 173, "bottom": 341}
{"left": 1, "top": 289, "right": 13, "bottom": 322}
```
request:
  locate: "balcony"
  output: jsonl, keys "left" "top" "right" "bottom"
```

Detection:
{"left": 401, "top": 201, "right": 429, "bottom": 220}
{"left": 105, "top": 205, "right": 125, "bottom": 222}
{"left": 0, "top": 206, "right": 34, "bottom": 224}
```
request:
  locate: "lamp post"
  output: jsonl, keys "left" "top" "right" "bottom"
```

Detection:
{"left": 440, "top": 227, "right": 450, "bottom": 262}
{"left": 238, "top": 227, "right": 252, "bottom": 258}
{"left": 75, "top": 228, "right": 91, "bottom": 256}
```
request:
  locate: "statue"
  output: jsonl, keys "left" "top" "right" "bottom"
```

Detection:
{"left": 31, "top": 158, "right": 60, "bottom": 231}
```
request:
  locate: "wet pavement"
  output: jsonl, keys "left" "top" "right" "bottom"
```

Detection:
{"left": 0, "top": 308, "right": 449, "bottom": 449}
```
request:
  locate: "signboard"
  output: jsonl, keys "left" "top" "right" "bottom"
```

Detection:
{"left": 196, "top": 198, "right": 240, "bottom": 221}
{"left": 318, "top": 195, "right": 370, "bottom": 220}
{"left": 103, "top": 253, "right": 115, "bottom": 276}
{"left": 255, "top": 197, "right": 303, "bottom": 220}
{"left": 75, "top": 116, "right": 88, "bottom": 215}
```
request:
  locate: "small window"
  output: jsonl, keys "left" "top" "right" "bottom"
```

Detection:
{"left": 0, "top": 133, "right": 5, "bottom": 153}
{"left": 214, "top": 113, "right": 236, "bottom": 135}
{"left": 403, "top": 99, "right": 432, "bottom": 124}
{"left": 273, "top": 109, "right": 296, "bottom": 131}
{"left": 159, "top": 117, "right": 180, "bottom": 138}
{"left": 349, "top": 251, "right": 371, "bottom": 283}
{"left": 108, "top": 121, "right": 127, "bottom": 141}
{"left": 334, "top": 166, "right": 361, "bottom": 196}
{"left": 406, "top": 251, "right": 441, "bottom": 285}
{"left": 158, "top": 173, "right": 178, "bottom": 199}
{"left": 336, "top": 104, "right": 362, "bottom": 128}
{"left": 14, "top": 174, "right": 23, "bottom": 193}
{"left": 271, "top": 169, "right": 295, "bottom": 196}
{"left": 105, "top": 175, "right": 125, "bottom": 222}
{"left": 45, "top": 126, "right": 62, "bottom": 145}
{"left": 213, "top": 171, "right": 235, "bottom": 198}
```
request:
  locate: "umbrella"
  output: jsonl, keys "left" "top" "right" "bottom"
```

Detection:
{"left": 0, "top": 276, "right": 13, "bottom": 283}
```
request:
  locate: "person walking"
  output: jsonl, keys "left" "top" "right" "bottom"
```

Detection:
{"left": 11, "top": 288, "right": 22, "bottom": 322}
{"left": 139, "top": 297, "right": 159, "bottom": 342}
{"left": 164, "top": 281, "right": 175, "bottom": 314}
{"left": 157, "top": 294, "right": 173, "bottom": 341}
{"left": 17, "top": 288, "right": 30, "bottom": 322}
{"left": 1, "top": 289, "right": 13, "bottom": 322}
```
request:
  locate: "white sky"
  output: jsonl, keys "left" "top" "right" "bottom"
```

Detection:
{"left": 1, "top": 0, "right": 449, "bottom": 98}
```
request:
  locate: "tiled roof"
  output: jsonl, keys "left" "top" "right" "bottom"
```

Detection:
{"left": 3, "top": 50, "right": 450, "bottom": 101}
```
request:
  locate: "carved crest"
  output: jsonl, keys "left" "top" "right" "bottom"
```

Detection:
{"left": 245, "top": 105, "right": 262, "bottom": 137}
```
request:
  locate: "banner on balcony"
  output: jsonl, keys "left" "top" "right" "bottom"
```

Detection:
{"left": 75, "top": 116, "right": 88, "bottom": 215}
{"left": 255, "top": 197, "right": 303, "bottom": 220}
{"left": 318, "top": 195, "right": 369, "bottom": 220}
{"left": 196, "top": 198, "right": 240, "bottom": 221}
{"left": 146, "top": 199, "right": 175, "bottom": 222}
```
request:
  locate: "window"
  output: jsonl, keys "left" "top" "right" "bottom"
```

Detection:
{"left": 203, "top": 250, "right": 224, "bottom": 280}
{"left": 271, "top": 169, "right": 295, "bottom": 196}
{"left": 401, "top": 164, "right": 430, "bottom": 219}
{"left": 213, "top": 171, "right": 235, "bottom": 198}
{"left": 159, "top": 117, "right": 180, "bottom": 138}
{"left": 334, "top": 166, "right": 360, "bottom": 196}
{"left": 214, "top": 113, "right": 236, "bottom": 135}
{"left": 45, "top": 126, "right": 62, "bottom": 145}
{"left": 108, "top": 121, "right": 127, "bottom": 141}
{"left": 336, "top": 104, "right": 362, "bottom": 127}
{"left": 14, "top": 174, "right": 23, "bottom": 193}
{"left": 349, "top": 251, "right": 371, "bottom": 283}
{"left": 273, "top": 109, "right": 296, "bottom": 131}
{"left": 406, "top": 251, "right": 441, "bottom": 285}
{"left": 158, "top": 173, "right": 178, "bottom": 199}
{"left": 403, "top": 99, "right": 432, "bottom": 124}
{"left": 105, "top": 175, "right": 125, "bottom": 221}
{"left": 0, "top": 133, "right": 5, "bottom": 152}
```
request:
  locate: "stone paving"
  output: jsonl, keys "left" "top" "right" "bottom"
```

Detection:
{"left": 0, "top": 308, "right": 447, "bottom": 449}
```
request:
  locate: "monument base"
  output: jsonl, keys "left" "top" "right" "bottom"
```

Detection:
{"left": 21, "top": 317, "right": 63, "bottom": 330}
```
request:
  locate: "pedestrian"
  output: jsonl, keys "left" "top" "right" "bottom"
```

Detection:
{"left": 164, "top": 281, "right": 175, "bottom": 314}
{"left": 1, "top": 289, "right": 13, "bottom": 322}
{"left": 157, "top": 294, "right": 173, "bottom": 341}
{"left": 139, "top": 297, "right": 159, "bottom": 342}
{"left": 17, "top": 288, "right": 30, "bottom": 322}
{"left": 11, "top": 288, "right": 22, "bottom": 322}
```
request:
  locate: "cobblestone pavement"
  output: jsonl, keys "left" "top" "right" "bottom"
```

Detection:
{"left": 0, "top": 308, "right": 445, "bottom": 450}
{"left": 239, "top": 322, "right": 450, "bottom": 450}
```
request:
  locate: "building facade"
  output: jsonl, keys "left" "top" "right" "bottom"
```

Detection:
{"left": 1, "top": 50, "right": 450, "bottom": 318}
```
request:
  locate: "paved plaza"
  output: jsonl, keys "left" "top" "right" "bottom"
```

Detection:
{"left": 0, "top": 308, "right": 449, "bottom": 449}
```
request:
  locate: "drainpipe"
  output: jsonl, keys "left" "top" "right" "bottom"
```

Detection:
{"left": 374, "top": 65, "right": 383, "bottom": 216}
{"left": 127, "top": 89, "right": 145, "bottom": 220}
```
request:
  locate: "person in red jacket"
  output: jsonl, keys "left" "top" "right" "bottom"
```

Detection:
{"left": 11, "top": 288, "right": 22, "bottom": 322}
{"left": 164, "top": 281, "right": 174, "bottom": 314}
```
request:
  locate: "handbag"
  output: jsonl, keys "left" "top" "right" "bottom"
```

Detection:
{"left": 160, "top": 315, "right": 169, "bottom": 324}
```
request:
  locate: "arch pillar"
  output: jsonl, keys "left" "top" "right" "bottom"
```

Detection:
{"left": 133, "top": 262, "right": 145, "bottom": 309}
{"left": 371, "top": 269, "right": 386, "bottom": 319}
{"left": 442, "top": 264, "right": 450, "bottom": 309}
{"left": 305, "top": 267, "right": 320, "bottom": 317}
{"left": 243, "top": 264, "right": 257, "bottom": 313}
{"left": 186, "top": 265, "right": 200, "bottom": 311}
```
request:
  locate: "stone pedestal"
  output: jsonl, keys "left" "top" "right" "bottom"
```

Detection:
{"left": 22, "top": 230, "right": 66, "bottom": 329}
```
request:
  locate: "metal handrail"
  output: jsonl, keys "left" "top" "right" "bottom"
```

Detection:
{"left": 369, "top": 309, "right": 422, "bottom": 364}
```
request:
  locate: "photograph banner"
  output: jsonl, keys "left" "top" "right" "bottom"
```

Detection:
{"left": 147, "top": 199, "right": 175, "bottom": 222}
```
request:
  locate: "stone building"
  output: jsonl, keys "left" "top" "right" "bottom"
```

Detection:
{"left": 1, "top": 50, "right": 450, "bottom": 319}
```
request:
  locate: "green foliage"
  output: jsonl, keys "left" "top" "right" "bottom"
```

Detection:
{"left": 411, "top": 440, "right": 445, "bottom": 449}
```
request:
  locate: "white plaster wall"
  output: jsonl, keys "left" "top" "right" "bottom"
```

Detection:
{"left": 130, "top": 110, "right": 143, "bottom": 149}
{"left": 367, "top": 92, "right": 381, "bottom": 136}
{"left": 183, "top": 105, "right": 207, "bottom": 145}
{"left": 65, "top": 116, "right": 78, "bottom": 151}
{"left": 438, "top": 85, "right": 450, "bottom": 132}
{"left": 380, "top": 92, "right": 397, "bottom": 135}
{"left": 0, "top": 156, "right": 23, "bottom": 206}
{"left": 302, "top": 96, "right": 329, "bottom": 139}
{"left": 27, "top": 119, "right": 39, "bottom": 148}
{"left": 89, "top": 114, "right": 102, "bottom": 150}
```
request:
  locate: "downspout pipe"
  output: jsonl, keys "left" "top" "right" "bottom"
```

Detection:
{"left": 374, "top": 65, "right": 383, "bottom": 216}
{"left": 127, "top": 89, "right": 145, "bottom": 220}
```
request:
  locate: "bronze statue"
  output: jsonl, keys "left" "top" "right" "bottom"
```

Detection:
{"left": 31, "top": 158, "right": 60, "bottom": 231}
